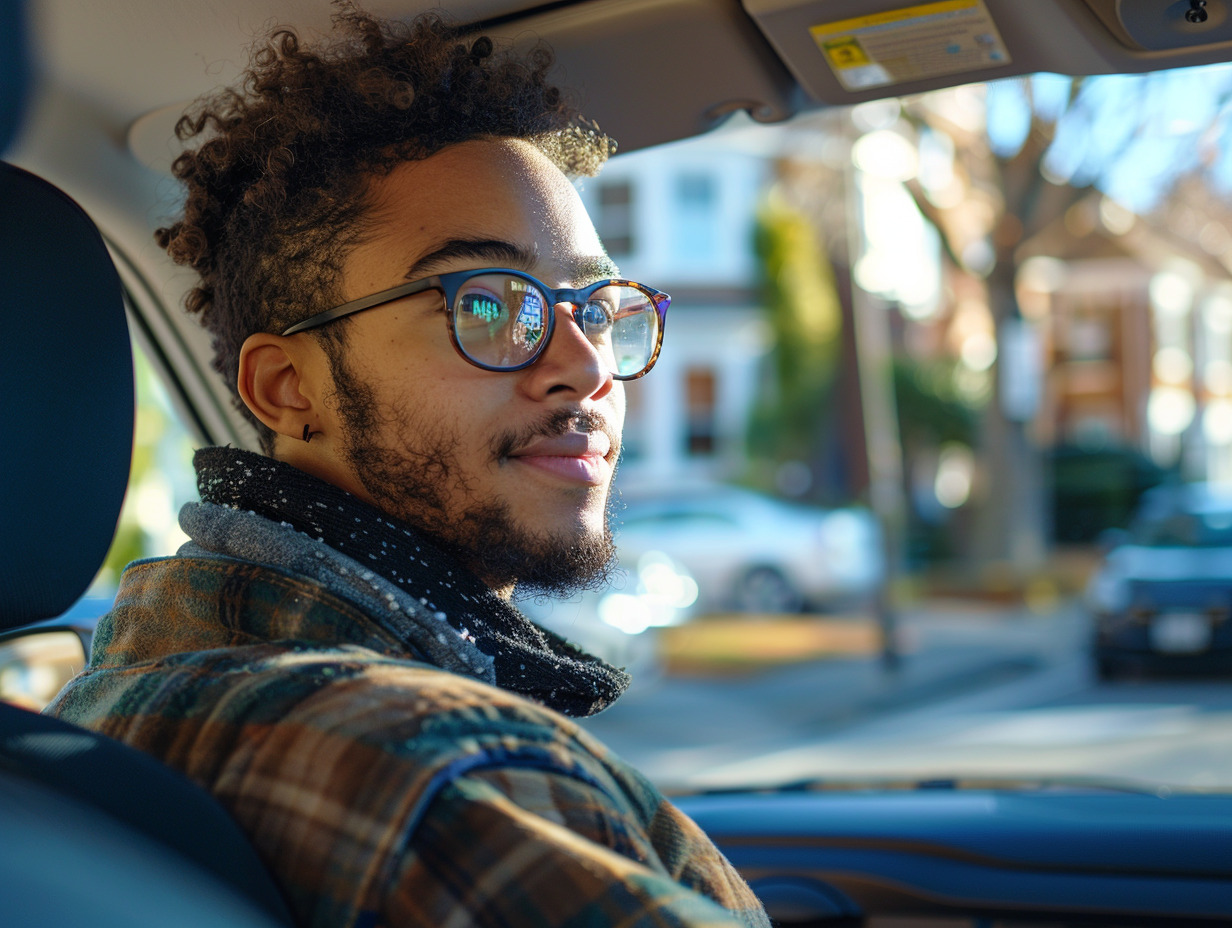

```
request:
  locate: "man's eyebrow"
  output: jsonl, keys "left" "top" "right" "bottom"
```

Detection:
{"left": 405, "top": 239, "right": 621, "bottom": 284}
{"left": 570, "top": 254, "right": 621, "bottom": 282}
{"left": 405, "top": 239, "right": 537, "bottom": 280}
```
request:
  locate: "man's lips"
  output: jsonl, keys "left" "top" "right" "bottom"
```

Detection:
{"left": 510, "top": 430, "right": 612, "bottom": 459}
{"left": 506, "top": 430, "right": 613, "bottom": 485}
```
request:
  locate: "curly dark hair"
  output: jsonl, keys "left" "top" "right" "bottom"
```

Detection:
{"left": 155, "top": 4, "right": 614, "bottom": 450}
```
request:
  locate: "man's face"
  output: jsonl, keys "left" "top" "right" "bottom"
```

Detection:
{"left": 301, "top": 139, "right": 625, "bottom": 594}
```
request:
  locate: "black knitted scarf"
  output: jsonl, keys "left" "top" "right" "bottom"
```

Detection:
{"left": 194, "top": 446, "right": 629, "bottom": 717}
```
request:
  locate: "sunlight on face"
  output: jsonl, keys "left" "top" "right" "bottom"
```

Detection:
{"left": 314, "top": 140, "right": 625, "bottom": 592}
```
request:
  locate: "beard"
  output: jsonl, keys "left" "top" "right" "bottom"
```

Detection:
{"left": 325, "top": 349, "right": 619, "bottom": 597}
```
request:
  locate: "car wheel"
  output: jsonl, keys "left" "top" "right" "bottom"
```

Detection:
{"left": 734, "top": 567, "right": 803, "bottom": 615}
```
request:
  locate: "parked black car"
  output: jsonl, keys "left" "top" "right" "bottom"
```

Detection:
{"left": 1089, "top": 483, "right": 1232, "bottom": 679}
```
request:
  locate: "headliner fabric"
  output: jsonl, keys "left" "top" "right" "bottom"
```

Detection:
{"left": 0, "top": 163, "right": 134, "bottom": 626}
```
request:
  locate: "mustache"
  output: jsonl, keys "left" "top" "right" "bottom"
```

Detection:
{"left": 492, "top": 408, "right": 618, "bottom": 461}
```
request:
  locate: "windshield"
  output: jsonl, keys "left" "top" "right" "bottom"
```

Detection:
{"left": 1129, "top": 509, "right": 1232, "bottom": 547}
{"left": 1124, "top": 484, "right": 1232, "bottom": 546}
{"left": 569, "top": 63, "right": 1232, "bottom": 797}
{"left": 56, "top": 61, "right": 1232, "bottom": 800}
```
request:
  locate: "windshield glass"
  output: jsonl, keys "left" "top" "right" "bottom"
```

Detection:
{"left": 562, "top": 63, "right": 1232, "bottom": 797}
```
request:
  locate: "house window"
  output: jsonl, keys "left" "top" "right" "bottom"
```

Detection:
{"left": 596, "top": 180, "right": 634, "bottom": 257}
{"left": 685, "top": 366, "right": 717, "bottom": 455}
{"left": 677, "top": 172, "right": 715, "bottom": 209}
{"left": 675, "top": 172, "right": 717, "bottom": 260}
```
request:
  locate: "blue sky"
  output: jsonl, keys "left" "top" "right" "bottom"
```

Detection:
{"left": 983, "top": 64, "right": 1232, "bottom": 214}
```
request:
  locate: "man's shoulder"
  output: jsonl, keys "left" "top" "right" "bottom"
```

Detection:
{"left": 260, "top": 642, "right": 620, "bottom": 781}
{"left": 69, "top": 554, "right": 623, "bottom": 778}
{"left": 259, "top": 646, "right": 671, "bottom": 849}
{"left": 88, "top": 552, "right": 422, "bottom": 671}
{"left": 117, "top": 553, "right": 382, "bottom": 634}
{"left": 108, "top": 555, "right": 581, "bottom": 715}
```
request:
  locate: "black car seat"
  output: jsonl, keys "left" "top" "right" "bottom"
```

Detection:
{"left": 0, "top": 160, "right": 295, "bottom": 927}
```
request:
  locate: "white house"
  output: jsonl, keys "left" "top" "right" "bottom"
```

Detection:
{"left": 577, "top": 128, "right": 774, "bottom": 488}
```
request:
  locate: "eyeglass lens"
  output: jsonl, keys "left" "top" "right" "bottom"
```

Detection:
{"left": 453, "top": 273, "right": 660, "bottom": 377}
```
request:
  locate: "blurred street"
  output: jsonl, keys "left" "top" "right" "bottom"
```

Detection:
{"left": 579, "top": 598, "right": 1232, "bottom": 794}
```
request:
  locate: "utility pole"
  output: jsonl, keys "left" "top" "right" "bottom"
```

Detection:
{"left": 847, "top": 164, "right": 908, "bottom": 670}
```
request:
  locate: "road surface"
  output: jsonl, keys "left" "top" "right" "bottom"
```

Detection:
{"left": 579, "top": 599, "right": 1232, "bottom": 794}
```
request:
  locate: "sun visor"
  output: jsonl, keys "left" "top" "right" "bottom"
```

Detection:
{"left": 484, "top": 0, "right": 799, "bottom": 152}
{"left": 740, "top": 0, "right": 1196, "bottom": 103}
{"left": 742, "top": 0, "right": 1028, "bottom": 103}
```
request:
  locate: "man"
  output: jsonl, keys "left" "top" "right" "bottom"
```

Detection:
{"left": 50, "top": 6, "right": 768, "bottom": 928}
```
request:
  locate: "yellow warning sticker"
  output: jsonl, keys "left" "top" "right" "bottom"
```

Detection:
{"left": 821, "top": 36, "right": 871, "bottom": 69}
{"left": 810, "top": 0, "right": 1010, "bottom": 91}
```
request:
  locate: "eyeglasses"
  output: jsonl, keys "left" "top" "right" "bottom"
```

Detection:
{"left": 282, "top": 268, "right": 671, "bottom": 380}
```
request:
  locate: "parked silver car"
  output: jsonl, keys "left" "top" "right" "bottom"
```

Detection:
{"left": 615, "top": 483, "right": 883, "bottom": 614}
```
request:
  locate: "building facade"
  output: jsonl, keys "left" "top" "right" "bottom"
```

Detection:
{"left": 578, "top": 132, "right": 773, "bottom": 488}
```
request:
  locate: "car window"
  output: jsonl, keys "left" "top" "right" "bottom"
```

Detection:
{"left": 93, "top": 342, "right": 197, "bottom": 596}
{"left": 1130, "top": 508, "right": 1232, "bottom": 547}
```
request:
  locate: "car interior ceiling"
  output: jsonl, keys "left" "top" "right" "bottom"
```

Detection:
{"left": 9, "top": 0, "right": 1232, "bottom": 925}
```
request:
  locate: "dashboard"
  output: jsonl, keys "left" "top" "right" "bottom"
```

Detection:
{"left": 677, "top": 788, "right": 1232, "bottom": 926}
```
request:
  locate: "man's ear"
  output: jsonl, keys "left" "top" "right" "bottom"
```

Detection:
{"left": 237, "top": 333, "right": 318, "bottom": 441}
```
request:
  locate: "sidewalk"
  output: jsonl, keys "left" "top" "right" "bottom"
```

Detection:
{"left": 578, "top": 598, "right": 1087, "bottom": 789}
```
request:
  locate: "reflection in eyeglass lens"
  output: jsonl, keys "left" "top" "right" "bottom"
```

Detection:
{"left": 512, "top": 289, "right": 545, "bottom": 352}
{"left": 468, "top": 295, "right": 502, "bottom": 323}
{"left": 456, "top": 275, "right": 658, "bottom": 375}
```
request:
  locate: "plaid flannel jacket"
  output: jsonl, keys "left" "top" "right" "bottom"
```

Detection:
{"left": 49, "top": 555, "right": 768, "bottom": 928}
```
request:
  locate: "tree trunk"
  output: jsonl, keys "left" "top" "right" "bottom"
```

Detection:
{"left": 970, "top": 260, "right": 1048, "bottom": 576}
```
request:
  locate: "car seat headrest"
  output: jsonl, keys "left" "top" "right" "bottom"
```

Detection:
{"left": 0, "top": 163, "right": 134, "bottom": 627}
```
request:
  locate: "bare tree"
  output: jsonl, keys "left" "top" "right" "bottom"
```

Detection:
{"left": 897, "top": 71, "right": 1232, "bottom": 570}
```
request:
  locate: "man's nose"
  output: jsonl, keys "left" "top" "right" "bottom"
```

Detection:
{"left": 520, "top": 301, "right": 613, "bottom": 400}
